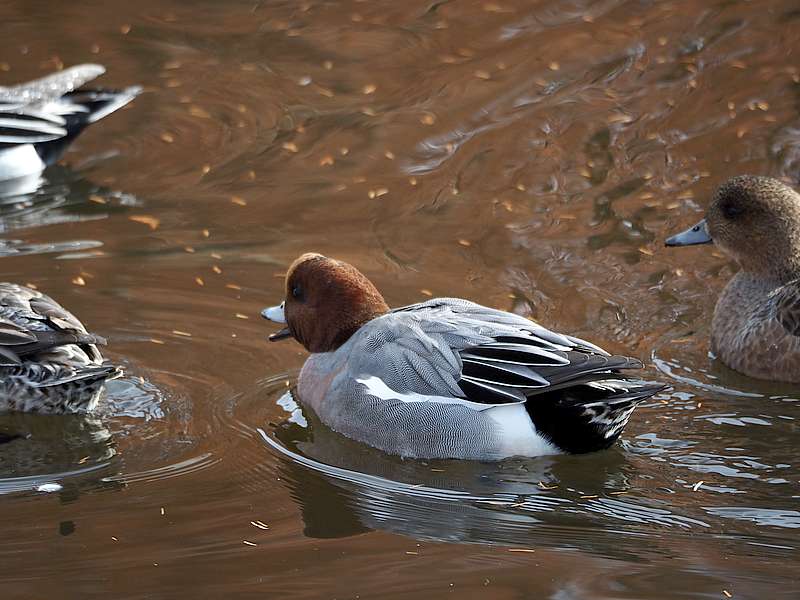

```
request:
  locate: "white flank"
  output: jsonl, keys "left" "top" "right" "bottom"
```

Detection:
{"left": 356, "top": 376, "right": 560, "bottom": 458}
{"left": 0, "top": 144, "right": 45, "bottom": 180}
{"left": 485, "top": 404, "right": 561, "bottom": 457}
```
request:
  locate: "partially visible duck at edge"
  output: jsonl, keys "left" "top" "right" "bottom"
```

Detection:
{"left": 0, "top": 64, "right": 141, "bottom": 182}
{"left": 0, "top": 283, "right": 121, "bottom": 413}
{"left": 666, "top": 175, "right": 800, "bottom": 383}
{"left": 262, "top": 253, "right": 665, "bottom": 460}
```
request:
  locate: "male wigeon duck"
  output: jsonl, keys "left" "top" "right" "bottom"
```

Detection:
{"left": 262, "top": 253, "right": 665, "bottom": 460}
{"left": 0, "top": 283, "right": 121, "bottom": 413}
{"left": 0, "top": 64, "right": 140, "bottom": 182}
{"left": 666, "top": 175, "right": 800, "bottom": 383}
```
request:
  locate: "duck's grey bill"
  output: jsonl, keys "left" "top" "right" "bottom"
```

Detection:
{"left": 665, "top": 219, "right": 712, "bottom": 247}
{"left": 262, "top": 302, "right": 286, "bottom": 323}
{"left": 262, "top": 302, "right": 291, "bottom": 341}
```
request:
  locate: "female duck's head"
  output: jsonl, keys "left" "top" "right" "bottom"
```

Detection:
{"left": 667, "top": 175, "right": 800, "bottom": 281}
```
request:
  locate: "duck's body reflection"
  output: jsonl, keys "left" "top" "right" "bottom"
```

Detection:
{"left": 261, "top": 391, "right": 707, "bottom": 552}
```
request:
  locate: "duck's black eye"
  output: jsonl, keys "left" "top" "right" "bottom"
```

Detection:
{"left": 291, "top": 284, "right": 303, "bottom": 300}
{"left": 720, "top": 199, "right": 744, "bottom": 220}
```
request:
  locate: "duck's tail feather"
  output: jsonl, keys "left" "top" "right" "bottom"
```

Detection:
{"left": 68, "top": 86, "right": 142, "bottom": 124}
{"left": 525, "top": 378, "right": 666, "bottom": 454}
{"left": 34, "top": 86, "right": 141, "bottom": 165}
{"left": 32, "top": 364, "right": 122, "bottom": 388}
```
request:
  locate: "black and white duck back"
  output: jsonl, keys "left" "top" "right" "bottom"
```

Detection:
{"left": 0, "top": 64, "right": 141, "bottom": 181}
{"left": 0, "top": 283, "right": 120, "bottom": 413}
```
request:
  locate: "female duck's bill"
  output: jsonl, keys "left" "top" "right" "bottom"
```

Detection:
{"left": 258, "top": 253, "right": 665, "bottom": 460}
{"left": 665, "top": 219, "right": 712, "bottom": 246}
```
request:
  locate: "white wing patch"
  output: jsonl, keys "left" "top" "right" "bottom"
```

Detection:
{"left": 356, "top": 375, "right": 500, "bottom": 411}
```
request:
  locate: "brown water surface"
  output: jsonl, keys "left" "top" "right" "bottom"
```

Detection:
{"left": 1, "top": 1, "right": 799, "bottom": 598}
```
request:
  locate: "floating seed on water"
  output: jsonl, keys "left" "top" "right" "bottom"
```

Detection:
{"left": 195, "top": 277, "right": 204, "bottom": 286}
{"left": 548, "top": 61, "right": 560, "bottom": 71}
{"left": 420, "top": 289, "right": 433, "bottom": 296}
{"left": 120, "top": 24, "right": 131, "bottom": 34}
{"left": 420, "top": 113, "right": 436, "bottom": 125}
{"left": 282, "top": 142, "right": 298, "bottom": 153}
{"left": 129, "top": 215, "right": 160, "bottom": 230}
{"left": 231, "top": 196, "right": 247, "bottom": 206}
{"left": 458, "top": 239, "right": 471, "bottom": 247}
{"left": 172, "top": 330, "right": 192, "bottom": 337}
{"left": 202, "top": 229, "right": 210, "bottom": 237}
{"left": 235, "top": 313, "right": 249, "bottom": 320}
{"left": 150, "top": 338, "right": 165, "bottom": 344}
{"left": 384, "top": 150, "right": 395, "bottom": 160}
{"left": 89, "top": 194, "right": 107, "bottom": 204}
{"left": 160, "top": 133, "right": 174, "bottom": 143}
{"left": 474, "top": 70, "right": 491, "bottom": 80}
{"left": 72, "top": 276, "right": 86, "bottom": 286}
{"left": 362, "top": 84, "right": 377, "bottom": 94}
{"left": 189, "top": 105, "right": 211, "bottom": 118}
{"left": 226, "top": 283, "right": 242, "bottom": 290}
{"left": 212, "top": 266, "right": 222, "bottom": 274}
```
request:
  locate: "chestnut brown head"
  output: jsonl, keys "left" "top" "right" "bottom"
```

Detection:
{"left": 262, "top": 253, "right": 390, "bottom": 353}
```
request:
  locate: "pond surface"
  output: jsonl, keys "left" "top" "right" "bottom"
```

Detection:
{"left": 1, "top": 0, "right": 799, "bottom": 597}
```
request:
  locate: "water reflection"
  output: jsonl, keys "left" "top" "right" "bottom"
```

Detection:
{"left": 259, "top": 391, "right": 709, "bottom": 551}
{"left": 0, "top": 374, "right": 166, "bottom": 495}
{"left": 0, "top": 165, "right": 140, "bottom": 258}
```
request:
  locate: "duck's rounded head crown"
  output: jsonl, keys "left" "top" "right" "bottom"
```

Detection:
{"left": 707, "top": 175, "right": 800, "bottom": 280}
{"left": 283, "top": 253, "right": 390, "bottom": 353}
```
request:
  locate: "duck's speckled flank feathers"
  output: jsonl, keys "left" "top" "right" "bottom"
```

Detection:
{"left": 0, "top": 283, "right": 121, "bottom": 413}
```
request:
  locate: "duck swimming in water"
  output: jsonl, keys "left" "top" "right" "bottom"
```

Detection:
{"left": 262, "top": 253, "right": 665, "bottom": 460}
{"left": 0, "top": 283, "right": 121, "bottom": 413}
{"left": 667, "top": 175, "right": 800, "bottom": 383}
{"left": 0, "top": 64, "right": 141, "bottom": 182}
